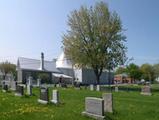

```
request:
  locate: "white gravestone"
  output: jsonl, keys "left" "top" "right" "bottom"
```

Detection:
{"left": 27, "top": 77, "right": 33, "bottom": 95}
{"left": 115, "top": 86, "right": 118, "bottom": 92}
{"left": 96, "top": 85, "right": 101, "bottom": 91}
{"left": 102, "top": 93, "right": 113, "bottom": 113}
{"left": 10, "top": 81, "right": 17, "bottom": 91}
{"left": 82, "top": 97, "right": 105, "bottom": 120}
{"left": 90, "top": 84, "right": 94, "bottom": 91}
{"left": 37, "top": 78, "right": 41, "bottom": 87}
{"left": 51, "top": 90, "right": 59, "bottom": 104}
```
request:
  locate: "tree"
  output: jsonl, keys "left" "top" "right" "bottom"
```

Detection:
{"left": 62, "top": 2, "right": 127, "bottom": 84}
{"left": 0, "top": 61, "right": 16, "bottom": 79}
{"left": 152, "top": 63, "right": 159, "bottom": 80}
{"left": 140, "top": 63, "right": 154, "bottom": 82}
{"left": 115, "top": 67, "right": 127, "bottom": 75}
{"left": 126, "top": 63, "right": 142, "bottom": 81}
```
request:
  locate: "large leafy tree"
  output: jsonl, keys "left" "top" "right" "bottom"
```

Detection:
{"left": 153, "top": 63, "right": 159, "bottom": 80}
{"left": 0, "top": 61, "right": 16, "bottom": 79}
{"left": 126, "top": 63, "right": 142, "bottom": 80}
{"left": 63, "top": 2, "right": 127, "bottom": 84}
{"left": 140, "top": 63, "right": 154, "bottom": 82}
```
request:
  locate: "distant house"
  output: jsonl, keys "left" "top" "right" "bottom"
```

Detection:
{"left": 114, "top": 73, "right": 132, "bottom": 84}
{"left": 17, "top": 53, "right": 72, "bottom": 84}
{"left": 17, "top": 52, "right": 114, "bottom": 85}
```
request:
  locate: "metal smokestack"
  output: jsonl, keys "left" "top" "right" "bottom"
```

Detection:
{"left": 40, "top": 52, "right": 44, "bottom": 70}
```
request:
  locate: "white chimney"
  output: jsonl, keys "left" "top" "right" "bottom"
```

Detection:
{"left": 40, "top": 52, "right": 44, "bottom": 70}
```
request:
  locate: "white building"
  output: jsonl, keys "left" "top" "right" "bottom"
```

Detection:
{"left": 17, "top": 52, "right": 114, "bottom": 85}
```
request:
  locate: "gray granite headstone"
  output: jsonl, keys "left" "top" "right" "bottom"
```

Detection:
{"left": 141, "top": 85, "right": 152, "bottom": 96}
{"left": 38, "top": 87, "right": 49, "bottom": 104}
{"left": 82, "top": 97, "right": 105, "bottom": 120}
{"left": 51, "top": 90, "right": 59, "bottom": 104}
{"left": 102, "top": 93, "right": 113, "bottom": 113}
{"left": 15, "top": 86, "right": 24, "bottom": 96}
{"left": 90, "top": 84, "right": 94, "bottom": 91}
{"left": 10, "top": 81, "right": 17, "bottom": 91}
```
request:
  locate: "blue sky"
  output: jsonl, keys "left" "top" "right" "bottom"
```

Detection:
{"left": 0, "top": 0, "right": 159, "bottom": 65}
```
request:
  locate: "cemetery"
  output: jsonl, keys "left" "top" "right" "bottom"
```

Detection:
{"left": 1, "top": 1, "right": 159, "bottom": 120}
{"left": 0, "top": 84, "right": 159, "bottom": 120}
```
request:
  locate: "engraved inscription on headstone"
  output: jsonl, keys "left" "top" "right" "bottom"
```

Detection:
{"left": 102, "top": 93, "right": 113, "bottom": 113}
{"left": 82, "top": 97, "right": 105, "bottom": 120}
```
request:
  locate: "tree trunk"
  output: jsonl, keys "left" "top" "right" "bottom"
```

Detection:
{"left": 93, "top": 68, "right": 102, "bottom": 85}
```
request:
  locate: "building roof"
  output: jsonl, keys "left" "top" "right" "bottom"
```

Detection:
{"left": 17, "top": 57, "right": 61, "bottom": 73}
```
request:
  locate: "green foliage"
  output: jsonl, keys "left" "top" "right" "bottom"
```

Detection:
{"left": 0, "top": 61, "right": 16, "bottom": 79}
{"left": 140, "top": 63, "right": 155, "bottom": 82}
{"left": 37, "top": 73, "right": 50, "bottom": 84}
{"left": 63, "top": 2, "right": 127, "bottom": 83}
{"left": 115, "top": 67, "right": 127, "bottom": 75}
{"left": 153, "top": 63, "right": 159, "bottom": 79}
{"left": 126, "top": 63, "right": 142, "bottom": 80}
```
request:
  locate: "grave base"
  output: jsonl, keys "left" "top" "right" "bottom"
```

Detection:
{"left": 140, "top": 92, "right": 152, "bottom": 96}
{"left": 15, "top": 93, "right": 22, "bottom": 96}
{"left": 38, "top": 99, "right": 48, "bottom": 104}
{"left": 82, "top": 111, "right": 105, "bottom": 120}
{"left": 2, "top": 90, "right": 7, "bottom": 93}
{"left": 51, "top": 100, "right": 59, "bottom": 104}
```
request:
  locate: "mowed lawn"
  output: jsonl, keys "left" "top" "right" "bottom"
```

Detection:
{"left": 0, "top": 86, "right": 159, "bottom": 120}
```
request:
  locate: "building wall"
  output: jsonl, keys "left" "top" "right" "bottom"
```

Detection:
{"left": 81, "top": 68, "right": 114, "bottom": 85}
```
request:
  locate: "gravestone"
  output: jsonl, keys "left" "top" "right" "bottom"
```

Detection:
{"left": 96, "top": 85, "right": 101, "bottom": 91}
{"left": 38, "top": 87, "right": 49, "bottom": 104}
{"left": 2, "top": 84, "right": 8, "bottom": 92}
{"left": 74, "top": 82, "right": 81, "bottom": 90}
{"left": 37, "top": 78, "right": 41, "bottom": 87}
{"left": 90, "top": 84, "right": 94, "bottom": 91}
{"left": 115, "top": 86, "right": 119, "bottom": 92}
{"left": 10, "top": 81, "right": 17, "bottom": 91}
{"left": 15, "top": 86, "right": 24, "bottom": 96}
{"left": 141, "top": 85, "right": 152, "bottom": 96}
{"left": 82, "top": 97, "right": 105, "bottom": 120}
{"left": 27, "top": 77, "right": 33, "bottom": 95}
{"left": 27, "top": 85, "right": 32, "bottom": 96}
{"left": 51, "top": 90, "right": 59, "bottom": 104}
{"left": 102, "top": 93, "right": 113, "bottom": 113}
{"left": 61, "top": 83, "right": 67, "bottom": 88}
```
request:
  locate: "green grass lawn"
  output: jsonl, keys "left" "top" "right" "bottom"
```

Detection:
{"left": 0, "top": 86, "right": 159, "bottom": 120}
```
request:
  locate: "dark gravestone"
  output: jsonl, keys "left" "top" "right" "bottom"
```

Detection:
{"left": 61, "top": 83, "right": 67, "bottom": 88}
{"left": 74, "top": 82, "right": 81, "bottom": 90}
{"left": 15, "top": 86, "right": 24, "bottom": 96}
{"left": 2, "top": 84, "right": 8, "bottom": 92}
{"left": 38, "top": 87, "right": 49, "bottom": 104}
